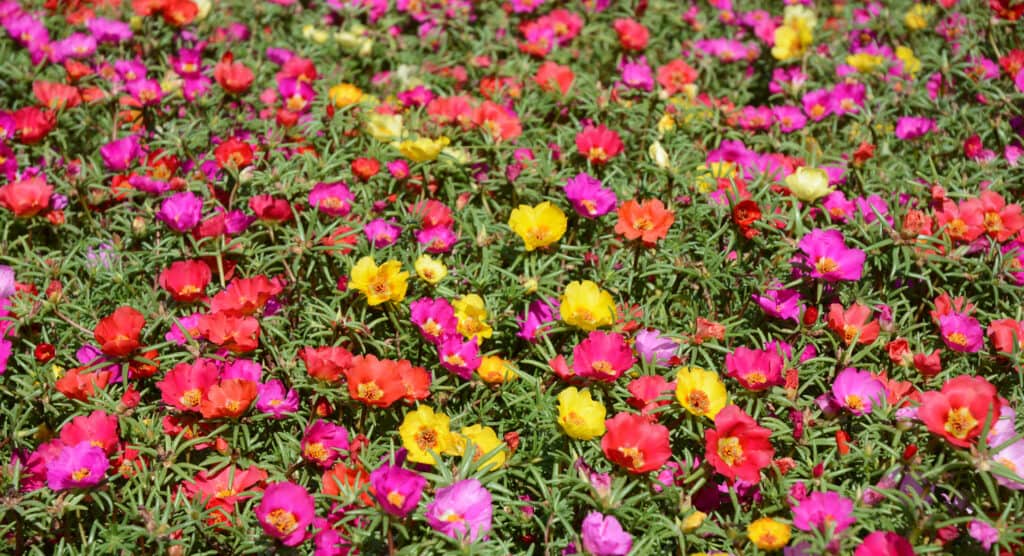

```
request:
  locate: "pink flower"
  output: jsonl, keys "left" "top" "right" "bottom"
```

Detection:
{"left": 517, "top": 298, "right": 558, "bottom": 342}
{"left": 581, "top": 511, "right": 633, "bottom": 556}
{"left": 438, "top": 334, "right": 481, "bottom": 379}
{"left": 968, "top": 519, "right": 999, "bottom": 550}
{"left": 823, "top": 191, "right": 856, "bottom": 222}
{"left": 573, "top": 331, "right": 635, "bottom": 382}
{"left": 308, "top": 181, "right": 353, "bottom": 216}
{"left": 425, "top": 479, "right": 493, "bottom": 543}
{"left": 576, "top": 125, "right": 624, "bottom": 165}
{"left": 802, "top": 88, "right": 833, "bottom": 121}
{"left": 938, "top": 313, "right": 984, "bottom": 353}
{"left": 772, "top": 105, "right": 807, "bottom": 133}
{"left": 752, "top": 286, "right": 803, "bottom": 322}
{"left": 416, "top": 226, "right": 458, "bottom": 253}
{"left": 855, "top": 531, "right": 914, "bottom": 556}
{"left": 725, "top": 346, "right": 783, "bottom": 391}
{"left": 831, "top": 368, "right": 886, "bottom": 415}
{"left": 157, "top": 191, "right": 203, "bottom": 232}
{"left": 46, "top": 441, "right": 109, "bottom": 491}
{"left": 364, "top": 218, "right": 402, "bottom": 248}
{"left": 255, "top": 481, "right": 315, "bottom": 547}
{"left": 370, "top": 462, "right": 427, "bottom": 518}
{"left": 59, "top": 410, "right": 119, "bottom": 455}
{"left": 830, "top": 82, "right": 865, "bottom": 115}
{"left": 792, "top": 491, "right": 856, "bottom": 533}
{"left": 797, "top": 229, "right": 865, "bottom": 282}
{"left": 100, "top": 135, "right": 141, "bottom": 172}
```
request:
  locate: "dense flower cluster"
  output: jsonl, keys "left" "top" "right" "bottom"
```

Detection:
{"left": 2, "top": 0, "right": 1024, "bottom": 554}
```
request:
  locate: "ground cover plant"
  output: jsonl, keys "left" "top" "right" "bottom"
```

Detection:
{"left": 2, "top": 0, "right": 1024, "bottom": 553}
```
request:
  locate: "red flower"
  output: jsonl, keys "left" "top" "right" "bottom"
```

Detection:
{"left": 534, "top": 61, "right": 574, "bottom": 95}
{"left": 94, "top": 306, "right": 145, "bottom": 357}
{"left": 12, "top": 106, "right": 56, "bottom": 145}
{"left": 214, "top": 138, "right": 254, "bottom": 170}
{"left": 614, "top": 199, "right": 675, "bottom": 246}
{"left": 161, "top": 0, "right": 198, "bottom": 27}
{"left": 301, "top": 346, "right": 354, "bottom": 383}
{"left": 214, "top": 52, "right": 254, "bottom": 94}
{"left": 704, "top": 405, "right": 775, "bottom": 483}
{"left": 396, "top": 359, "right": 432, "bottom": 402}
{"left": 249, "top": 195, "right": 294, "bottom": 224}
{"left": 601, "top": 412, "right": 671, "bottom": 474}
{"left": 157, "top": 359, "right": 220, "bottom": 412}
{"left": 0, "top": 176, "right": 53, "bottom": 218}
{"left": 322, "top": 463, "right": 373, "bottom": 505}
{"left": 576, "top": 125, "right": 623, "bottom": 165}
{"left": 159, "top": 260, "right": 212, "bottom": 302}
{"left": 209, "top": 275, "right": 283, "bottom": 315}
{"left": 197, "top": 312, "right": 260, "bottom": 353}
{"left": 918, "top": 375, "right": 1001, "bottom": 448}
{"left": 129, "top": 349, "right": 161, "bottom": 379}
{"left": 55, "top": 367, "right": 113, "bottom": 401}
{"left": 200, "top": 379, "right": 258, "bottom": 419}
{"left": 988, "top": 319, "right": 1024, "bottom": 354}
{"left": 181, "top": 465, "right": 268, "bottom": 525}
{"left": 345, "top": 355, "right": 406, "bottom": 408}
{"left": 731, "top": 200, "right": 761, "bottom": 238}
{"left": 612, "top": 18, "right": 649, "bottom": 51}
{"left": 351, "top": 158, "right": 380, "bottom": 181}
{"left": 32, "top": 81, "right": 82, "bottom": 110}
{"left": 827, "top": 303, "right": 880, "bottom": 345}
{"left": 34, "top": 343, "right": 55, "bottom": 363}
{"left": 913, "top": 349, "right": 942, "bottom": 378}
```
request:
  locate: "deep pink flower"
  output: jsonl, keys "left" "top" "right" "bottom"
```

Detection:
{"left": 792, "top": 491, "right": 856, "bottom": 533}
{"left": 308, "top": 182, "right": 353, "bottom": 217}
{"left": 573, "top": 331, "right": 635, "bottom": 382}
{"left": 797, "top": 229, "right": 865, "bottom": 282}
{"left": 752, "top": 286, "right": 803, "bottom": 322}
{"left": 938, "top": 313, "right": 984, "bottom": 353}
{"left": 410, "top": 298, "right": 458, "bottom": 345}
{"left": 517, "top": 298, "right": 558, "bottom": 342}
{"left": 255, "top": 481, "right": 315, "bottom": 546}
{"left": 256, "top": 379, "right": 299, "bottom": 418}
{"left": 895, "top": 117, "right": 936, "bottom": 140}
{"left": 46, "top": 441, "right": 109, "bottom": 491}
{"left": 301, "top": 420, "right": 349, "bottom": 468}
{"left": 157, "top": 191, "right": 203, "bottom": 232}
{"left": 100, "top": 135, "right": 142, "bottom": 172}
{"left": 832, "top": 368, "right": 886, "bottom": 415}
{"left": 564, "top": 172, "right": 617, "bottom": 218}
{"left": 725, "top": 346, "right": 783, "bottom": 391}
{"left": 425, "top": 479, "right": 493, "bottom": 543}
{"left": 370, "top": 462, "right": 427, "bottom": 518}
{"left": 855, "top": 531, "right": 915, "bottom": 556}
{"left": 59, "top": 410, "right": 119, "bottom": 456}
{"left": 438, "top": 334, "right": 481, "bottom": 379}
{"left": 364, "top": 218, "right": 402, "bottom": 248}
{"left": 416, "top": 226, "right": 458, "bottom": 253}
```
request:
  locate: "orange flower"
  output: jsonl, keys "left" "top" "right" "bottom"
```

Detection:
{"left": 300, "top": 346, "right": 354, "bottom": 383}
{"left": 322, "top": 462, "right": 373, "bottom": 505}
{"left": 198, "top": 312, "right": 260, "bottom": 353}
{"left": 55, "top": 367, "right": 113, "bottom": 401}
{"left": 200, "top": 379, "right": 258, "bottom": 419}
{"left": 614, "top": 199, "right": 675, "bottom": 246}
{"left": 345, "top": 355, "right": 406, "bottom": 408}
{"left": 94, "top": 306, "right": 146, "bottom": 357}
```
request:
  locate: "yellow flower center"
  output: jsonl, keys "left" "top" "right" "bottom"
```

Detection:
{"left": 581, "top": 199, "right": 598, "bottom": 215}
{"left": 619, "top": 446, "right": 645, "bottom": 470}
{"left": 687, "top": 390, "right": 710, "bottom": 414}
{"left": 386, "top": 491, "right": 406, "bottom": 508}
{"left": 717, "top": 436, "right": 744, "bottom": 466}
{"left": 225, "top": 400, "right": 241, "bottom": 413}
{"left": 444, "top": 354, "right": 465, "bottom": 367}
{"left": 181, "top": 389, "right": 202, "bottom": 408}
{"left": 71, "top": 468, "right": 91, "bottom": 481}
{"left": 357, "top": 381, "right": 383, "bottom": 402}
{"left": 633, "top": 217, "right": 654, "bottom": 231}
{"left": 810, "top": 104, "right": 826, "bottom": 118}
{"left": 985, "top": 212, "right": 1003, "bottom": 233}
{"left": 588, "top": 147, "right": 607, "bottom": 162}
{"left": 745, "top": 372, "right": 767, "bottom": 385}
{"left": 216, "top": 488, "right": 235, "bottom": 498}
{"left": 422, "top": 319, "right": 442, "bottom": 338}
{"left": 266, "top": 508, "right": 298, "bottom": 535}
{"left": 441, "top": 510, "right": 464, "bottom": 523}
{"left": 304, "top": 442, "right": 328, "bottom": 462}
{"left": 815, "top": 257, "right": 839, "bottom": 274}
{"left": 845, "top": 394, "right": 864, "bottom": 412}
{"left": 946, "top": 332, "right": 968, "bottom": 347}
{"left": 843, "top": 325, "right": 860, "bottom": 344}
{"left": 415, "top": 428, "right": 438, "bottom": 451}
{"left": 945, "top": 407, "right": 978, "bottom": 440}
{"left": 592, "top": 360, "right": 615, "bottom": 375}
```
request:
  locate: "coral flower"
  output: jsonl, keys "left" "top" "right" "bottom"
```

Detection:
{"left": 938, "top": 313, "right": 984, "bottom": 353}
{"left": 988, "top": 318, "right": 1024, "bottom": 354}
{"left": 725, "top": 346, "right": 783, "bottom": 391}
{"left": 614, "top": 199, "right": 675, "bottom": 245}
{"left": 181, "top": 465, "right": 267, "bottom": 524}
{"left": 557, "top": 387, "right": 607, "bottom": 440}
{"left": 200, "top": 379, "right": 258, "bottom": 419}
{"left": 576, "top": 125, "right": 624, "bottom": 165}
{"left": 0, "top": 176, "right": 52, "bottom": 218}
{"left": 94, "top": 306, "right": 145, "bottom": 357}
{"left": 55, "top": 367, "right": 114, "bottom": 401}
{"left": 612, "top": 18, "right": 649, "bottom": 51}
{"left": 792, "top": 491, "right": 856, "bottom": 533}
{"left": 213, "top": 138, "right": 254, "bottom": 170}
{"left": 601, "top": 412, "right": 671, "bottom": 474}
{"left": 255, "top": 482, "right": 315, "bottom": 547}
{"left": 978, "top": 190, "right": 1024, "bottom": 242}
{"left": 301, "top": 420, "right": 349, "bottom": 468}
{"left": 46, "top": 442, "right": 110, "bottom": 491}
{"left": 348, "top": 257, "right": 409, "bottom": 306}
{"left": 345, "top": 355, "right": 406, "bottom": 408}
{"left": 214, "top": 52, "right": 254, "bottom": 94}
{"left": 675, "top": 367, "right": 729, "bottom": 419}
{"left": 705, "top": 405, "right": 775, "bottom": 483}
{"left": 209, "top": 275, "right": 283, "bottom": 316}
{"left": 831, "top": 368, "right": 886, "bottom": 415}
{"left": 159, "top": 260, "right": 212, "bottom": 302}
{"left": 534, "top": 61, "right": 574, "bottom": 95}
{"left": 321, "top": 462, "right": 372, "bottom": 505}
{"left": 572, "top": 331, "right": 635, "bottom": 382}
{"left": 747, "top": 517, "right": 791, "bottom": 551}
{"left": 797, "top": 229, "right": 865, "bottom": 282}
{"left": 300, "top": 346, "right": 353, "bottom": 383}
{"left": 399, "top": 406, "right": 458, "bottom": 465}
{"left": 507, "top": 201, "right": 568, "bottom": 251}
{"left": 425, "top": 479, "right": 493, "bottom": 543}
{"left": 827, "top": 303, "right": 880, "bottom": 345}
{"left": 918, "top": 375, "right": 1001, "bottom": 448}
{"left": 197, "top": 312, "right": 260, "bottom": 353}
{"left": 370, "top": 462, "right": 427, "bottom": 518}
{"left": 560, "top": 280, "right": 617, "bottom": 331}
{"left": 157, "top": 359, "right": 220, "bottom": 412}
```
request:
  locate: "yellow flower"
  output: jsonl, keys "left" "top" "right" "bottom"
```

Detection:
{"left": 453, "top": 294, "right": 493, "bottom": 343}
{"left": 771, "top": 5, "right": 816, "bottom": 61}
{"left": 896, "top": 46, "right": 921, "bottom": 76}
{"left": 193, "top": 0, "right": 211, "bottom": 20}
{"left": 302, "top": 24, "right": 329, "bottom": 44}
{"left": 457, "top": 424, "right": 507, "bottom": 471}
{"left": 395, "top": 136, "right": 451, "bottom": 163}
{"left": 675, "top": 367, "right": 728, "bottom": 419}
{"left": 556, "top": 387, "right": 606, "bottom": 440}
{"left": 747, "top": 518, "right": 791, "bottom": 551}
{"left": 348, "top": 256, "right": 409, "bottom": 306}
{"left": 399, "top": 406, "right": 458, "bottom": 465}
{"left": 414, "top": 254, "right": 447, "bottom": 285}
{"left": 477, "top": 355, "right": 519, "bottom": 384}
{"left": 364, "top": 113, "right": 403, "bottom": 142}
{"left": 784, "top": 167, "right": 832, "bottom": 202}
{"left": 560, "top": 280, "right": 616, "bottom": 331}
{"left": 695, "top": 162, "right": 736, "bottom": 193}
{"left": 771, "top": 25, "right": 804, "bottom": 62}
{"left": 846, "top": 53, "right": 885, "bottom": 74}
{"left": 680, "top": 511, "right": 707, "bottom": 533}
{"left": 329, "top": 83, "right": 364, "bottom": 108}
{"left": 657, "top": 113, "right": 676, "bottom": 134}
{"left": 904, "top": 4, "right": 933, "bottom": 30}
{"left": 508, "top": 201, "right": 568, "bottom": 252}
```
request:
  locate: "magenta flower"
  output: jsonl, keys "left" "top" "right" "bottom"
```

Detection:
{"left": 256, "top": 379, "right": 299, "bottom": 418}
{"left": 619, "top": 57, "right": 654, "bottom": 92}
{"left": 753, "top": 286, "right": 803, "bottom": 322}
{"left": 725, "top": 345, "right": 783, "bottom": 391}
{"left": 802, "top": 88, "right": 833, "bottom": 121}
{"left": 0, "top": 265, "right": 14, "bottom": 299}
{"left": 581, "top": 511, "right": 633, "bottom": 556}
{"left": 823, "top": 191, "right": 856, "bottom": 222}
{"left": 387, "top": 160, "right": 410, "bottom": 179}
{"left": 938, "top": 313, "right": 984, "bottom": 353}
{"left": 968, "top": 520, "right": 999, "bottom": 551}
{"left": 797, "top": 228, "right": 865, "bottom": 282}
{"left": 86, "top": 17, "right": 133, "bottom": 43}
{"left": 831, "top": 367, "right": 886, "bottom": 415}
{"left": 895, "top": 116, "right": 936, "bottom": 140}
{"left": 425, "top": 479, "right": 493, "bottom": 543}
{"left": 126, "top": 78, "right": 163, "bottom": 106}
{"left": 301, "top": 420, "right": 349, "bottom": 468}
{"left": 633, "top": 329, "right": 678, "bottom": 366}
{"left": 364, "top": 218, "right": 402, "bottom": 248}
{"left": 830, "top": 82, "right": 865, "bottom": 115}
{"left": 517, "top": 298, "right": 559, "bottom": 342}
{"left": 564, "top": 172, "right": 617, "bottom": 218}
{"left": 308, "top": 182, "right": 353, "bottom": 217}
{"left": 855, "top": 532, "right": 914, "bottom": 556}
{"left": 156, "top": 191, "right": 203, "bottom": 232}
{"left": 438, "top": 334, "right": 481, "bottom": 379}
{"left": 46, "top": 441, "right": 109, "bottom": 491}
{"left": 370, "top": 462, "right": 427, "bottom": 518}
{"left": 792, "top": 491, "right": 856, "bottom": 533}
{"left": 128, "top": 174, "right": 170, "bottom": 195}
{"left": 51, "top": 33, "right": 96, "bottom": 61}
{"left": 100, "top": 135, "right": 141, "bottom": 172}
{"left": 856, "top": 194, "right": 892, "bottom": 226}
{"left": 410, "top": 298, "right": 458, "bottom": 345}
{"left": 255, "top": 481, "right": 315, "bottom": 547}
{"left": 416, "top": 226, "right": 458, "bottom": 253}
{"left": 772, "top": 105, "right": 807, "bottom": 133}
{"left": 572, "top": 331, "right": 635, "bottom": 382}
{"left": 397, "top": 85, "right": 435, "bottom": 107}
